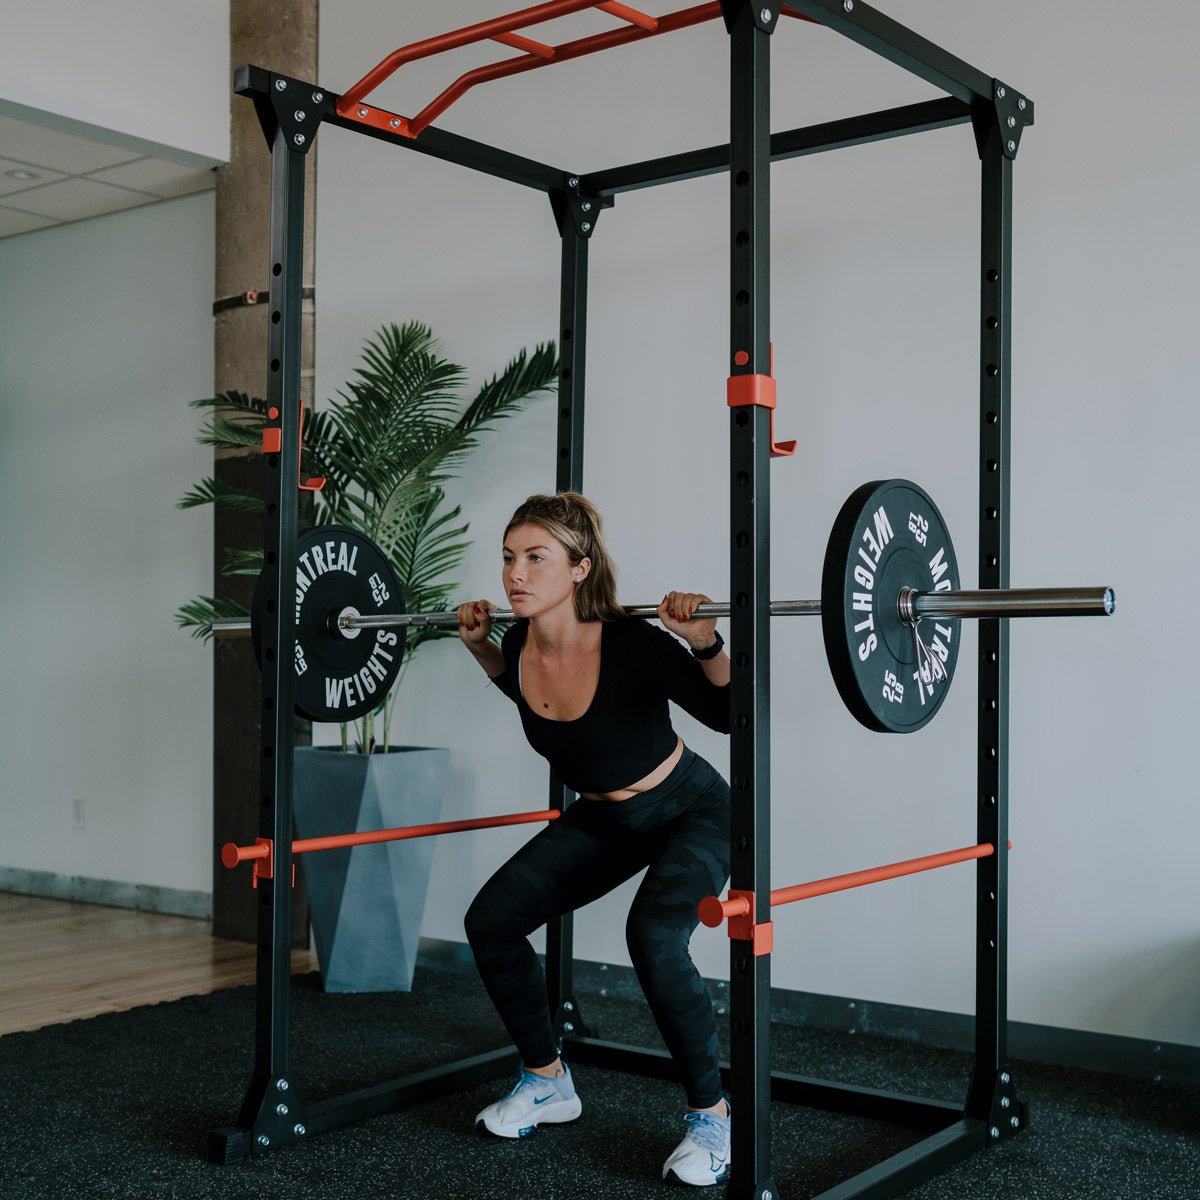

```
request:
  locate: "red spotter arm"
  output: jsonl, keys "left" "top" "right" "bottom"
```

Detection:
{"left": 222, "top": 808, "right": 560, "bottom": 887}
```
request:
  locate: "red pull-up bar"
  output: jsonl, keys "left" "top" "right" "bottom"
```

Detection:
{"left": 221, "top": 807, "right": 560, "bottom": 886}
{"left": 699, "top": 840, "right": 1003, "bottom": 930}
{"left": 337, "top": 2, "right": 816, "bottom": 139}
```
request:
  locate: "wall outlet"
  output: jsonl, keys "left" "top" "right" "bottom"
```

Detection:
{"left": 71, "top": 797, "right": 85, "bottom": 829}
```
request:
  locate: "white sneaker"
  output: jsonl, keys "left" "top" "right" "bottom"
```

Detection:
{"left": 475, "top": 1064, "right": 583, "bottom": 1139}
{"left": 662, "top": 1106, "right": 731, "bottom": 1186}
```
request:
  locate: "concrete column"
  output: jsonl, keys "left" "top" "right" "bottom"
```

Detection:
{"left": 212, "top": 0, "right": 317, "bottom": 943}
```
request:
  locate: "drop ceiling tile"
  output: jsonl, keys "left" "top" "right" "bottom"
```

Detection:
{"left": 0, "top": 155, "right": 67, "bottom": 196}
{"left": 87, "top": 156, "right": 216, "bottom": 198}
{"left": 3, "top": 177, "right": 155, "bottom": 221}
{"left": 0, "top": 206, "right": 60, "bottom": 237}
{"left": 0, "top": 115, "right": 142, "bottom": 173}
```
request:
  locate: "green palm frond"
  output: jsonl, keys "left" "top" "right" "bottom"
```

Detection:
{"left": 222, "top": 548, "right": 265, "bottom": 576}
{"left": 391, "top": 491, "right": 471, "bottom": 597}
{"left": 177, "top": 477, "right": 265, "bottom": 512}
{"left": 409, "top": 343, "right": 558, "bottom": 481}
{"left": 388, "top": 492, "right": 472, "bottom": 657}
{"left": 189, "top": 390, "right": 268, "bottom": 416}
{"left": 175, "top": 595, "right": 249, "bottom": 641}
{"left": 178, "top": 318, "right": 555, "bottom": 739}
{"left": 190, "top": 391, "right": 270, "bottom": 452}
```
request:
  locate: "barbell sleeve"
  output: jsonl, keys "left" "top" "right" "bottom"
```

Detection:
{"left": 903, "top": 586, "right": 1115, "bottom": 621}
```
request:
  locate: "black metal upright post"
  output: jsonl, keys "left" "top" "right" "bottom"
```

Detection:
{"left": 723, "top": 4, "right": 779, "bottom": 1198}
{"left": 242, "top": 99, "right": 310, "bottom": 1156}
{"left": 966, "top": 82, "right": 1028, "bottom": 1136}
{"left": 544, "top": 181, "right": 597, "bottom": 1035}
{"left": 209, "top": 72, "right": 317, "bottom": 1164}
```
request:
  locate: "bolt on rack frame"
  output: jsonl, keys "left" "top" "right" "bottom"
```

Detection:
{"left": 211, "top": 3, "right": 1035, "bottom": 1198}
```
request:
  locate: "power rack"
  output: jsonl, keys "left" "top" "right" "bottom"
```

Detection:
{"left": 213, "top": 4, "right": 1035, "bottom": 1197}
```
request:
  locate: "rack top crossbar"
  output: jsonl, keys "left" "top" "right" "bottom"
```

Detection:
{"left": 336, "top": 2, "right": 818, "bottom": 139}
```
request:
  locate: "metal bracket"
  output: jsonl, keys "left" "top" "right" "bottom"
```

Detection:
{"left": 754, "top": 1, "right": 783, "bottom": 33}
{"left": 977, "top": 1067, "right": 1027, "bottom": 1142}
{"left": 550, "top": 179, "right": 613, "bottom": 238}
{"left": 974, "top": 79, "right": 1034, "bottom": 160}
{"left": 233, "top": 65, "right": 328, "bottom": 153}
{"left": 726, "top": 889, "right": 775, "bottom": 955}
{"left": 269, "top": 74, "right": 326, "bottom": 154}
{"left": 552, "top": 995, "right": 592, "bottom": 1047}
{"left": 244, "top": 1076, "right": 310, "bottom": 1156}
{"left": 719, "top": 0, "right": 782, "bottom": 35}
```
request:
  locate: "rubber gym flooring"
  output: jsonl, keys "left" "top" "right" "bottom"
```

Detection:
{"left": 2, "top": 956, "right": 1196, "bottom": 1199}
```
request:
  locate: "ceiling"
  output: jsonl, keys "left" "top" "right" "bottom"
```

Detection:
{"left": 0, "top": 108, "right": 218, "bottom": 240}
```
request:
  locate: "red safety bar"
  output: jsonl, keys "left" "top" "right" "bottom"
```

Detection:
{"left": 699, "top": 841, "right": 1005, "bottom": 929}
{"left": 221, "top": 808, "right": 560, "bottom": 887}
{"left": 336, "top": 3, "right": 816, "bottom": 139}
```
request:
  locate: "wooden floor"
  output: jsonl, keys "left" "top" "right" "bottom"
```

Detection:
{"left": 0, "top": 892, "right": 318, "bottom": 1037}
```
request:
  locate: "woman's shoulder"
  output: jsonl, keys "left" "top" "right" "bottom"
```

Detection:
{"left": 605, "top": 614, "right": 676, "bottom": 652}
{"left": 500, "top": 619, "right": 530, "bottom": 653}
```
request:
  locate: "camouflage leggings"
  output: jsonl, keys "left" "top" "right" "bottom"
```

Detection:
{"left": 464, "top": 747, "right": 731, "bottom": 1108}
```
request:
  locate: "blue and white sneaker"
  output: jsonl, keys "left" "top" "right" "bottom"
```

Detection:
{"left": 475, "top": 1064, "right": 582, "bottom": 1138}
{"left": 662, "top": 1105, "right": 731, "bottom": 1186}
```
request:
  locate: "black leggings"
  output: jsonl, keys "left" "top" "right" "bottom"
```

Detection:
{"left": 464, "top": 747, "right": 731, "bottom": 1109}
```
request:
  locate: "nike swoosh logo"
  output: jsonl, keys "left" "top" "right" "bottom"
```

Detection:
{"left": 533, "top": 1094, "right": 557, "bottom": 1105}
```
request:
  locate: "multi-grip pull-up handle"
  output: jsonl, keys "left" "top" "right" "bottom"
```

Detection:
{"left": 336, "top": 2, "right": 816, "bottom": 139}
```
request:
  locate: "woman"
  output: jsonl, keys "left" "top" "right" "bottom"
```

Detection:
{"left": 458, "top": 492, "right": 733, "bottom": 1188}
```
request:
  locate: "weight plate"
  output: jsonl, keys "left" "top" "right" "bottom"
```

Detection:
{"left": 252, "top": 526, "right": 407, "bottom": 722}
{"left": 821, "top": 480, "right": 960, "bottom": 734}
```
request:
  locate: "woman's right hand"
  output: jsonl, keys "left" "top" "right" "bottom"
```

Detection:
{"left": 456, "top": 600, "right": 495, "bottom": 647}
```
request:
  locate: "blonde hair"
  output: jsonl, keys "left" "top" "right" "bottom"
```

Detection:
{"left": 504, "top": 492, "right": 625, "bottom": 622}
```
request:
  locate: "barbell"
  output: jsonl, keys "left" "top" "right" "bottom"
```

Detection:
{"left": 213, "top": 479, "right": 1113, "bottom": 731}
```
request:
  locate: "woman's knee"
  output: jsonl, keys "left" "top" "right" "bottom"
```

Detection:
{"left": 463, "top": 891, "right": 491, "bottom": 947}
{"left": 464, "top": 873, "right": 536, "bottom": 948}
{"left": 626, "top": 908, "right": 691, "bottom": 974}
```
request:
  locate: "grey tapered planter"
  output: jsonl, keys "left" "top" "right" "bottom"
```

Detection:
{"left": 293, "top": 744, "right": 448, "bottom": 993}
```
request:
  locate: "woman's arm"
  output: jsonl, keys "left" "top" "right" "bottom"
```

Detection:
{"left": 659, "top": 591, "right": 730, "bottom": 687}
{"left": 457, "top": 600, "right": 505, "bottom": 679}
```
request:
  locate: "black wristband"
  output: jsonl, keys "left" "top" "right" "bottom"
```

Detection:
{"left": 690, "top": 630, "right": 724, "bottom": 660}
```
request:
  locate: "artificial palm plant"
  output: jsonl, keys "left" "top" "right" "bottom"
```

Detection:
{"left": 177, "top": 319, "right": 556, "bottom": 750}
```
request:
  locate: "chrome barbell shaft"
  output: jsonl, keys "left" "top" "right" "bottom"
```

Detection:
{"left": 210, "top": 587, "right": 1112, "bottom": 638}
{"left": 343, "top": 598, "right": 823, "bottom": 630}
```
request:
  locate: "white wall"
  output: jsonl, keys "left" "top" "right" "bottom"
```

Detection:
{"left": 0, "top": 0, "right": 230, "bottom": 161}
{"left": 0, "top": 194, "right": 216, "bottom": 892}
{"left": 311, "top": 0, "right": 1198, "bottom": 1047}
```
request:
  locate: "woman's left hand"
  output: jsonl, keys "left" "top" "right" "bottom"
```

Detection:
{"left": 658, "top": 591, "right": 719, "bottom": 652}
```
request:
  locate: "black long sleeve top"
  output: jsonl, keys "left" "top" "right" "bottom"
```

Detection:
{"left": 490, "top": 616, "right": 730, "bottom": 793}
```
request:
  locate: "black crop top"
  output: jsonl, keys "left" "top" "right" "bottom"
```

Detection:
{"left": 490, "top": 617, "right": 730, "bottom": 793}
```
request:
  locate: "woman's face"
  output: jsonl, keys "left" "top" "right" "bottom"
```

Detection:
{"left": 502, "top": 523, "right": 589, "bottom": 619}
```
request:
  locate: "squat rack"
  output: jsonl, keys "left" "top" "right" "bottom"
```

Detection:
{"left": 215, "top": 3, "right": 1034, "bottom": 1197}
